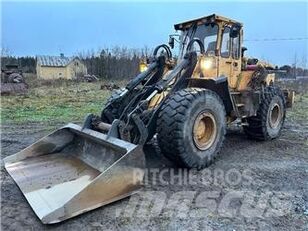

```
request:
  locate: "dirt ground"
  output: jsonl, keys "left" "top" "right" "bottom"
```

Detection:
{"left": 1, "top": 113, "right": 308, "bottom": 230}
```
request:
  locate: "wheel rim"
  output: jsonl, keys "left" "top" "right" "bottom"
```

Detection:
{"left": 269, "top": 103, "right": 282, "bottom": 129}
{"left": 193, "top": 111, "right": 217, "bottom": 150}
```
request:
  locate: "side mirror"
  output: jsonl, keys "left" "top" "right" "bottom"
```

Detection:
{"left": 241, "top": 47, "right": 247, "bottom": 57}
{"left": 168, "top": 36, "right": 175, "bottom": 49}
{"left": 230, "top": 23, "right": 241, "bottom": 38}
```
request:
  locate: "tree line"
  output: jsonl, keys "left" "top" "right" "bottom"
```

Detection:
{"left": 1, "top": 47, "right": 152, "bottom": 80}
{"left": 1, "top": 46, "right": 307, "bottom": 79}
{"left": 279, "top": 65, "right": 308, "bottom": 78}
{"left": 78, "top": 47, "right": 151, "bottom": 80}
{"left": 1, "top": 56, "right": 36, "bottom": 73}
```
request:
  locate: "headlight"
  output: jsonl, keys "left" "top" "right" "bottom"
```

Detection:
{"left": 200, "top": 57, "right": 215, "bottom": 70}
{"left": 139, "top": 63, "right": 148, "bottom": 73}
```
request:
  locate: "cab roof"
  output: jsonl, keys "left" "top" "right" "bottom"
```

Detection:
{"left": 174, "top": 14, "right": 243, "bottom": 30}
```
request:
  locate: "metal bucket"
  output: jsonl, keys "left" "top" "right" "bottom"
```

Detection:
{"left": 3, "top": 123, "right": 145, "bottom": 224}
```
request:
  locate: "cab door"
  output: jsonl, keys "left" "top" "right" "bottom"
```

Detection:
{"left": 218, "top": 26, "right": 240, "bottom": 89}
{"left": 230, "top": 30, "right": 242, "bottom": 88}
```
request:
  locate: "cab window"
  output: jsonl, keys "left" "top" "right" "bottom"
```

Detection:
{"left": 221, "top": 26, "right": 230, "bottom": 58}
{"left": 181, "top": 24, "right": 218, "bottom": 55}
{"left": 203, "top": 24, "right": 219, "bottom": 55}
{"left": 231, "top": 33, "right": 240, "bottom": 59}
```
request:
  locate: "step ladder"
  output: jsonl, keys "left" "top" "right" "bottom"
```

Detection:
{"left": 230, "top": 91, "right": 249, "bottom": 119}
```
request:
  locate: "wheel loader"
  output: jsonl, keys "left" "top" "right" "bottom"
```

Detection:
{"left": 4, "top": 14, "right": 294, "bottom": 224}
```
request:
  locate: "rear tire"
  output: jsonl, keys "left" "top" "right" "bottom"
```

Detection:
{"left": 243, "top": 86, "right": 286, "bottom": 140}
{"left": 157, "top": 88, "right": 226, "bottom": 169}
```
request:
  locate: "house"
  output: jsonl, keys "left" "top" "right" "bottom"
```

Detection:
{"left": 36, "top": 54, "right": 87, "bottom": 79}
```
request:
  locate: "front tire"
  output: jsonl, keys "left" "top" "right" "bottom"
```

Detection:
{"left": 157, "top": 88, "right": 226, "bottom": 169}
{"left": 243, "top": 86, "right": 286, "bottom": 140}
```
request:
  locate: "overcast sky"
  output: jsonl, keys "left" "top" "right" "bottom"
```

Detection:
{"left": 1, "top": 1, "right": 307, "bottom": 66}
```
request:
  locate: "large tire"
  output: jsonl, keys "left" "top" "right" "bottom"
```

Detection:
{"left": 243, "top": 86, "right": 286, "bottom": 140}
{"left": 157, "top": 88, "right": 226, "bottom": 169}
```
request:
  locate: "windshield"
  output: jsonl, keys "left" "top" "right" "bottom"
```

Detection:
{"left": 178, "top": 23, "right": 219, "bottom": 59}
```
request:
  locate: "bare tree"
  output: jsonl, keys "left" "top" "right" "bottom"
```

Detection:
{"left": 1, "top": 46, "right": 12, "bottom": 57}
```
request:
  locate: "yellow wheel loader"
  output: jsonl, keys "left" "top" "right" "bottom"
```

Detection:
{"left": 4, "top": 14, "right": 294, "bottom": 224}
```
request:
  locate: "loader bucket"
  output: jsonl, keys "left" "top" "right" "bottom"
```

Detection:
{"left": 3, "top": 123, "right": 145, "bottom": 224}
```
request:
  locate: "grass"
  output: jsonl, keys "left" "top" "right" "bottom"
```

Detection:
{"left": 287, "top": 93, "right": 308, "bottom": 124}
{"left": 276, "top": 79, "right": 308, "bottom": 125}
{"left": 1, "top": 76, "right": 307, "bottom": 126}
{"left": 1, "top": 80, "right": 116, "bottom": 124}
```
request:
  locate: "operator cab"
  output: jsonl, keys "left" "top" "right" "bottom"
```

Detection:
{"left": 171, "top": 14, "right": 243, "bottom": 88}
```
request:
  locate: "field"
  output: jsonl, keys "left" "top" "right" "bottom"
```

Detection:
{"left": 1, "top": 78, "right": 119, "bottom": 125}
{"left": 1, "top": 78, "right": 308, "bottom": 230}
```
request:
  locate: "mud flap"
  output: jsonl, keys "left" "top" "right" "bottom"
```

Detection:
{"left": 3, "top": 123, "right": 145, "bottom": 224}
